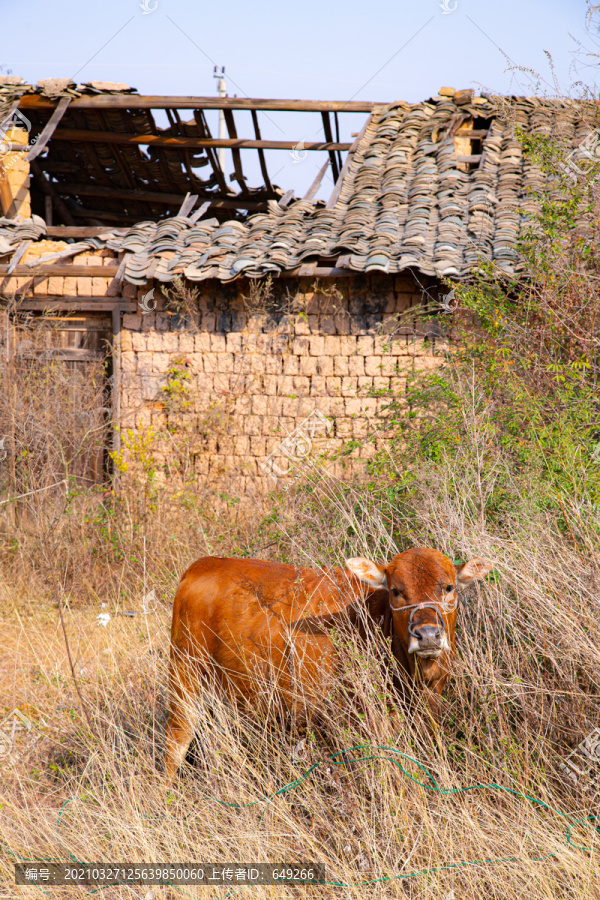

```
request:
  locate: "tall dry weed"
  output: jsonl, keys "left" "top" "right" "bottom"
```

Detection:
{"left": 1, "top": 400, "right": 599, "bottom": 898}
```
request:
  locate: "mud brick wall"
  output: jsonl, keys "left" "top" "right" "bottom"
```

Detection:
{"left": 2, "top": 127, "right": 31, "bottom": 218}
{"left": 1, "top": 245, "right": 445, "bottom": 497}
{"left": 0, "top": 246, "right": 118, "bottom": 298}
{"left": 118, "top": 272, "right": 445, "bottom": 497}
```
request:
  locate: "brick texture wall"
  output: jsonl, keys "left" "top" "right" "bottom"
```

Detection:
{"left": 119, "top": 272, "right": 444, "bottom": 496}
{"left": 1, "top": 245, "right": 444, "bottom": 498}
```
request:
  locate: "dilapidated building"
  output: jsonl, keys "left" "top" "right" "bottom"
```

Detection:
{"left": 0, "top": 77, "right": 593, "bottom": 496}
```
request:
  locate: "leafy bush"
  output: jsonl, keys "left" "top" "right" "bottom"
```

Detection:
{"left": 377, "top": 100, "right": 600, "bottom": 542}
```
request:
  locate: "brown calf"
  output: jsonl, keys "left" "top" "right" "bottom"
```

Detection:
{"left": 165, "top": 548, "right": 493, "bottom": 782}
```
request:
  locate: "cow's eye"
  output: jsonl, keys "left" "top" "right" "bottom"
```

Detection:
{"left": 445, "top": 584, "right": 453, "bottom": 593}
{"left": 391, "top": 588, "right": 400, "bottom": 597}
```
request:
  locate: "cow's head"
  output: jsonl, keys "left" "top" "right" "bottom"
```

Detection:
{"left": 346, "top": 547, "right": 493, "bottom": 671}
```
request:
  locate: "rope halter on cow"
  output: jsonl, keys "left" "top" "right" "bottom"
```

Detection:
{"left": 386, "top": 580, "right": 458, "bottom": 639}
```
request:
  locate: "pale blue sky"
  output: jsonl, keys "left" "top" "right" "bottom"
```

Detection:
{"left": 1, "top": 0, "right": 594, "bottom": 202}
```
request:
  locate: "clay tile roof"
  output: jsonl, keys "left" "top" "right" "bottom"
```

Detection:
{"left": 1, "top": 87, "right": 599, "bottom": 282}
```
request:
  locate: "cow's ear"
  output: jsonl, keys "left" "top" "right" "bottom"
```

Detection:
{"left": 345, "top": 557, "right": 387, "bottom": 588}
{"left": 455, "top": 557, "right": 494, "bottom": 587}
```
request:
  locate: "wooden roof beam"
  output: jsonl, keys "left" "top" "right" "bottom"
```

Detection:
{"left": 1, "top": 264, "right": 119, "bottom": 276}
{"left": 52, "top": 182, "right": 270, "bottom": 210}
{"left": 22, "top": 130, "right": 352, "bottom": 151}
{"left": 16, "top": 298, "right": 138, "bottom": 312}
{"left": 0, "top": 262, "right": 356, "bottom": 280}
{"left": 45, "top": 226, "right": 126, "bottom": 237}
{"left": 18, "top": 96, "right": 381, "bottom": 112}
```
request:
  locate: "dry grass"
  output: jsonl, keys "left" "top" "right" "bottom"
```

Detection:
{"left": 1, "top": 461, "right": 600, "bottom": 899}
{"left": 1, "top": 314, "right": 599, "bottom": 899}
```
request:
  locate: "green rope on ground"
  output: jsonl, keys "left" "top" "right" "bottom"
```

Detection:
{"left": 5, "top": 744, "right": 598, "bottom": 897}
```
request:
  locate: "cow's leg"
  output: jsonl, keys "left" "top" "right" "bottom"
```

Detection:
{"left": 164, "top": 705, "right": 196, "bottom": 785}
{"left": 164, "top": 654, "right": 202, "bottom": 785}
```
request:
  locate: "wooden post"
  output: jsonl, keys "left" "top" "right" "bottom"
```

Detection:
{"left": 3, "top": 310, "right": 17, "bottom": 528}
{"left": 30, "top": 160, "right": 77, "bottom": 225}
{"left": 0, "top": 126, "right": 30, "bottom": 217}
{"left": 0, "top": 161, "right": 13, "bottom": 216}
{"left": 111, "top": 304, "right": 121, "bottom": 494}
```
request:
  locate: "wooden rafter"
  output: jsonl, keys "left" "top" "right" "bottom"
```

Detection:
{"left": 46, "top": 227, "right": 126, "bottom": 236}
{"left": 303, "top": 158, "right": 330, "bottom": 201}
{"left": 144, "top": 106, "right": 182, "bottom": 195}
{"left": 29, "top": 159, "right": 77, "bottom": 225}
{"left": 333, "top": 111, "right": 343, "bottom": 178}
{"left": 250, "top": 109, "right": 273, "bottom": 195}
{"left": 176, "top": 192, "right": 198, "bottom": 217}
{"left": 97, "top": 107, "right": 139, "bottom": 192}
{"left": 171, "top": 107, "right": 200, "bottom": 183}
{"left": 192, "top": 110, "right": 229, "bottom": 195}
{"left": 320, "top": 112, "right": 340, "bottom": 182}
{"left": 326, "top": 112, "right": 373, "bottom": 209}
{"left": 7, "top": 241, "right": 31, "bottom": 273}
{"left": 16, "top": 299, "right": 137, "bottom": 312}
{"left": 106, "top": 254, "right": 128, "bottom": 297}
{"left": 26, "top": 96, "right": 72, "bottom": 162}
{"left": 18, "top": 93, "right": 378, "bottom": 224}
{"left": 222, "top": 108, "right": 247, "bottom": 191}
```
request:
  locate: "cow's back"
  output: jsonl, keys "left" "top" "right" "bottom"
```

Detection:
{"left": 170, "top": 556, "right": 346, "bottom": 708}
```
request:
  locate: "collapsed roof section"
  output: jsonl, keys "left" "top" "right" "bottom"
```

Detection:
{"left": 0, "top": 78, "right": 598, "bottom": 282}
{"left": 0, "top": 77, "right": 374, "bottom": 225}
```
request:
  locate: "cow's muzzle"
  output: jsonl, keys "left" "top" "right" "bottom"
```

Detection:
{"left": 406, "top": 603, "right": 450, "bottom": 658}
